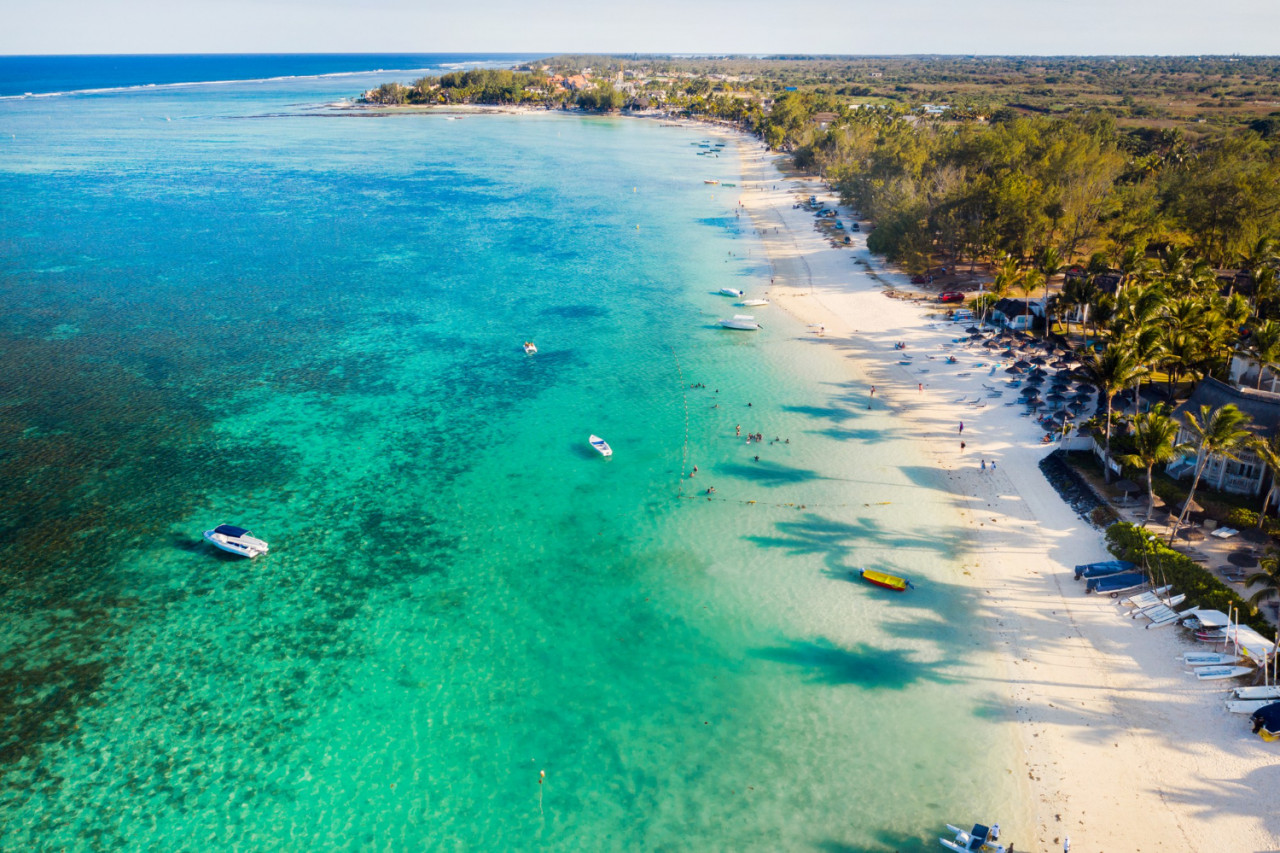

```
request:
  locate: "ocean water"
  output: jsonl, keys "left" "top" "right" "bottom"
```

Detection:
{"left": 0, "top": 64, "right": 1022, "bottom": 850}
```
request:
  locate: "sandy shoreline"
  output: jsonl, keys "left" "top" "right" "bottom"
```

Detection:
{"left": 730, "top": 141, "right": 1280, "bottom": 851}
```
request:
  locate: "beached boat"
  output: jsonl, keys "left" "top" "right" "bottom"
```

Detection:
{"left": 589, "top": 435, "right": 612, "bottom": 457}
{"left": 1226, "top": 698, "right": 1277, "bottom": 715}
{"left": 1131, "top": 593, "right": 1186, "bottom": 618}
{"left": 1085, "top": 572, "right": 1147, "bottom": 595}
{"left": 1183, "top": 651, "right": 1242, "bottom": 666}
{"left": 1141, "top": 602, "right": 1196, "bottom": 629}
{"left": 1195, "top": 665, "right": 1253, "bottom": 681}
{"left": 523, "top": 341, "right": 537, "bottom": 354}
{"left": 1251, "top": 702, "right": 1280, "bottom": 741}
{"left": 1122, "top": 585, "right": 1173, "bottom": 608}
{"left": 859, "top": 568, "right": 913, "bottom": 592}
{"left": 939, "top": 823, "right": 1004, "bottom": 853}
{"left": 739, "top": 298, "right": 770, "bottom": 307}
{"left": 202, "top": 524, "right": 269, "bottom": 559}
{"left": 720, "top": 287, "right": 745, "bottom": 297}
{"left": 1234, "top": 685, "right": 1280, "bottom": 700}
{"left": 1073, "top": 560, "right": 1137, "bottom": 580}
{"left": 719, "top": 315, "right": 761, "bottom": 331}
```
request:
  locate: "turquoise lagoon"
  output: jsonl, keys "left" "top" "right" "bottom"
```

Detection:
{"left": 0, "top": 72, "right": 1022, "bottom": 850}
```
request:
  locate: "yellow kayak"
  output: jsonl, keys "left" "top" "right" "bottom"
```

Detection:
{"left": 860, "top": 568, "right": 913, "bottom": 592}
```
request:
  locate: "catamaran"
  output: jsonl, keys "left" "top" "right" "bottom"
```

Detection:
{"left": 589, "top": 434, "right": 612, "bottom": 457}
{"left": 1085, "top": 572, "right": 1147, "bottom": 595}
{"left": 202, "top": 524, "right": 269, "bottom": 559}
{"left": 1122, "top": 585, "right": 1173, "bottom": 608}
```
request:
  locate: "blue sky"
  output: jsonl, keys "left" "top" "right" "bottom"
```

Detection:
{"left": 4, "top": 0, "right": 1279, "bottom": 55}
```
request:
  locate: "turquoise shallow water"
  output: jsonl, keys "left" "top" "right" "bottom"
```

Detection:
{"left": 0, "top": 72, "right": 1021, "bottom": 850}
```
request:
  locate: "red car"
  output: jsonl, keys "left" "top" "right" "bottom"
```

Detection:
{"left": 938, "top": 291, "right": 966, "bottom": 304}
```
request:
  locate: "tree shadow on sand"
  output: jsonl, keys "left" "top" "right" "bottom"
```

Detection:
{"left": 717, "top": 460, "right": 825, "bottom": 487}
{"left": 749, "top": 638, "right": 958, "bottom": 690}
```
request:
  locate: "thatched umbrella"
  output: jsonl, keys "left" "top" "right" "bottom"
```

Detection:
{"left": 965, "top": 326, "right": 980, "bottom": 333}
{"left": 1030, "top": 355, "right": 1048, "bottom": 365}
{"left": 1020, "top": 386, "right": 1040, "bottom": 397}
{"left": 1077, "top": 383, "right": 1097, "bottom": 394}
{"left": 1047, "top": 391, "right": 1067, "bottom": 404}
{"left": 983, "top": 339, "right": 1001, "bottom": 349}
{"left": 1014, "top": 359, "right": 1032, "bottom": 369}
{"left": 1114, "top": 478, "right": 1141, "bottom": 495}
{"left": 1179, "top": 497, "right": 1204, "bottom": 515}
{"left": 1228, "top": 550, "right": 1260, "bottom": 569}
{"left": 1177, "top": 527, "right": 1206, "bottom": 542}
{"left": 1005, "top": 365, "right": 1025, "bottom": 375}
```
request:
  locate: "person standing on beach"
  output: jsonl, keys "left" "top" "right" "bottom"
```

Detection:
{"left": 981, "top": 459, "right": 986, "bottom": 471}
{"left": 918, "top": 383, "right": 923, "bottom": 393}
{"left": 1063, "top": 836, "right": 1070, "bottom": 853}
{"left": 958, "top": 421, "right": 964, "bottom": 435}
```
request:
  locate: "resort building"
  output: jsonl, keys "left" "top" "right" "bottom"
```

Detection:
{"left": 1167, "top": 377, "right": 1280, "bottom": 497}
{"left": 989, "top": 298, "right": 1043, "bottom": 331}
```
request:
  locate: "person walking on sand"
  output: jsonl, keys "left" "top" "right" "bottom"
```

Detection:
{"left": 918, "top": 383, "right": 923, "bottom": 393}
{"left": 958, "top": 421, "right": 964, "bottom": 435}
{"left": 870, "top": 386, "right": 876, "bottom": 398}
{"left": 980, "top": 459, "right": 986, "bottom": 471}
{"left": 1063, "top": 836, "right": 1070, "bottom": 853}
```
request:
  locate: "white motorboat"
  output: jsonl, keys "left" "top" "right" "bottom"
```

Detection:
{"left": 1183, "top": 651, "right": 1242, "bottom": 666}
{"left": 739, "top": 298, "right": 770, "bottom": 307}
{"left": 720, "top": 287, "right": 744, "bottom": 297}
{"left": 1195, "top": 665, "right": 1253, "bottom": 681}
{"left": 202, "top": 524, "right": 269, "bottom": 559}
{"left": 939, "top": 822, "right": 1004, "bottom": 852}
{"left": 1234, "top": 685, "right": 1280, "bottom": 700}
{"left": 719, "top": 315, "right": 760, "bottom": 331}
{"left": 703, "top": 179, "right": 720, "bottom": 185}
{"left": 523, "top": 341, "right": 537, "bottom": 354}
{"left": 589, "top": 434, "right": 612, "bottom": 457}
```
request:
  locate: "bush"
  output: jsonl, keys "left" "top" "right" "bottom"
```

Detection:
{"left": 1106, "top": 522, "right": 1276, "bottom": 640}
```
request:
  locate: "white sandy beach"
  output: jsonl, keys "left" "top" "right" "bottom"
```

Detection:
{"left": 725, "top": 139, "right": 1280, "bottom": 852}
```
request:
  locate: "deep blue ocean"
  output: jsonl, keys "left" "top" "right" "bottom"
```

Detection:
{"left": 0, "top": 56, "right": 1021, "bottom": 850}
{"left": 0, "top": 53, "right": 538, "bottom": 97}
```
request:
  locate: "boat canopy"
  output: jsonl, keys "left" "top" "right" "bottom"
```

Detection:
{"left": 1194, "top": 609, "right": 1232, "bottom": 628}
{"left": 213, "top": 524, "right": 250, "bottom": 537}
{"left": 1224, "top": 624, "right": 1277, "bottom": 662}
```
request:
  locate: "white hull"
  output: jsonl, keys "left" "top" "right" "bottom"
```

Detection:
{"left": 202, "top": 528, "right": 269, "bottom": 559}
{"left": 1184, "top": 652, "right": 1242, "bottom": 666}
{"left": 1234, "top": 685, "right": 1280, "bottom": 700}
{"left": 1132, "top": 593, "right": 1186, "bottom": 618}
{"left": 739, "top": 299, "right": 770, "bottom": 307}
{"left": 1195, "top": 665, "right": 1253, "bottom": 680}
{"left": 1226, "top": 698, "right": 1279, "bottom": 715}
{"left": 1122, "top": 585, "right": 1172, "bottom": 607}
{"left": 589, "top": 434, "right": 612, "bottom": 457}
{"left": 719, "top": 287, "right": 744, "bottom": 297}
{"left": 524, "top": 342, "right": 537, "bottom": 354}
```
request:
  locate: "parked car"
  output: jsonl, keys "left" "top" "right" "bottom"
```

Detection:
{"left": 938, "top": 291, "right": 966, "bottom": 303}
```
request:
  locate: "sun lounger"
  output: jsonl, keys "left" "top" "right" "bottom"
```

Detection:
{"left": 1210, "top": 527, "right": 1239, "bottom": 539}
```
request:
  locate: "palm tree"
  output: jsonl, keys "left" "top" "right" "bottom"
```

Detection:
{"left": 1244, "top": 554, "right": 1280, "bottom": 609}
{"left": 1019, "top": 269, "right": 1043, "bottom": 329}
{"left": 1118, "top": 409, "right": 1186, "bottom": 522}
{"left": 1250, "top": 433, "right": 1280, "bottom": 527}
{"left": 1038, "top": 245, "right": 1062, "bottom": 329}
{"left": 1084, "top": 342, "right": 1148, "bottom": 481}
{"left": 1168, "top": 403, "right": 1253, "bottom": 544}
{"left": 1248, "top": 320, "right": 1280, "bottom": 390}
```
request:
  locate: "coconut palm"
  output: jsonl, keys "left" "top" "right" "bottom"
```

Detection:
{"left": 1083, "top": 341, "right": 1148, "bottom": 481}
{"left": 1038, "top": 245, "right": 1062, "bottom": 326}
{"left": 1248, "top": 320, "right": 1280, "bottom": 390}
{"left": 1118, "top": 408, "right": 1187, "bottom": 522}
{"left": 1019, "top": 269, "right": 1043, "bottom": 328}
{"left": 1250, "top": 433, "right": 1280, "bottom": 527}
{"left": 1244, "top": 554, "right": 1280, "bottom": 608}
{"left": 1168, "top": 403, "right": 1253, "bottom": 544}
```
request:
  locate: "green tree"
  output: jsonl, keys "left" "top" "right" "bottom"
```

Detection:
{"left": 1118, "top": 408, "right": 1187, "bottom": 522}
{"left": 1249, "top": 433, "right": 1280, "bottom": 527}
{"left": 1084, "top": 341, "right": 1148, "bottom": 480}
{"left": 1168, "top": 403, "right": 1253, "bottom": 543}
{"left": 1247, "top": 319, "right": 1280, "bottom": 389}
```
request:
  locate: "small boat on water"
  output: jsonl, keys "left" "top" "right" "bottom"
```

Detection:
{"left": 202, "top": 524, "right": 269, "bottom": 558}
{"left": 859, "top": 568, "right": 913, "bottom": 592}
{"left": 939, "top": 822, "right": 1004, "bottom": 852}
{"left": 523, "top": 341, "right": 537, "bottom": 354}
{"left": 719, "top": 315, "right": 761, "bottom": 331}
{"left": 720, "top": 287, "right": 744, "bottom": 297}
{"left": 1195, "top": 665, "right": 1253, "bottom": 681}
{"left": 589, "top": 434, "right": 612, "bottom": 457}
{"left": 739, "top": 298, "right": 770, "bottom": 307}
{"left": 703, "top": 179, "right": 720, "bottom": 185}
